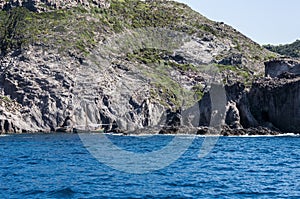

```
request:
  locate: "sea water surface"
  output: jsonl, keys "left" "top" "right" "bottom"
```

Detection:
{"left": 0, "top": 133, "right": 299, "bottom": 198}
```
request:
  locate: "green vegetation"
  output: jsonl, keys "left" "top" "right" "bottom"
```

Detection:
{"left": 127, "top": 48, "right": 170, "bottom": 64}
{"left": 264, "top": 40, "right": 300, "bottom": 58}
{"left": 149, "top": 75, "right": 200, "bottom": 110}
{"left": 171, "top": 62, "right": 197, "bottom": 72}
{"left": 0, "top": 6, "right": 98, "bottom": 55}
{"left": 196, "top": 24, "right": 217, "bottom": 36}
{"left": 192, "top": 84, "right": 204, "bottom": 101}
{"left": 0, "top": 95, "right": 11, "bottom": 102}
{"left": 0, "top": 0, "right": 274, "bottom": 64}
{"left": 132, "top": 50, "right": 200, "bottom": 109}
{"left": 0, "top": 7, "right": 30, "bottom": 54}
{"left": 127, "top": 48, "right": 197, "bottom": 72}
{"left": 264, "top": 53, "right": 278, "bottom": 61}
{"left": 145, "top": 65, "right": 184, "bottom": 109}
{"left": 0, "top": 0, "right": 225, "bottom": 55}
{"left": 233, "top": 38, "right": 242, "bottom": 51}
{"left": 106, "top": 0, "right": 203, "bottom": 31}
{"left": 150, "top": 78, "right": 181, "bottom": 108}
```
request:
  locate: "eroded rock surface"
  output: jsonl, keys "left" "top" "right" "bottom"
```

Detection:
{"left": 248, "top": 77, "right": 300, "bottom": 133}
{"left": 0, "top": 44, "right": 169, "bottom": 133}
{"left": 0, "top": 45, "right": 299, "bottom": 135}
{"left": 265, "top": 58, "right": 300, "bottom": 78}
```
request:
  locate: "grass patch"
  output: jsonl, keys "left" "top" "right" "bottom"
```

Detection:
{"left": 127, "top": 48, "right": 170, "bottom": 64}
{"left": 0, "top": 6, "right": 100, "bottom": 55}
{"left": 127, "top": 48, "right": 197, "bottom": 72}
{"left": 192, "top": 84, "right": 204, "bottom": 101}
{"left": 148, "top": 72, "right": 182, "bottom": 109}
{"left": 0, "top": 96, "right": 12, "bottom": 102}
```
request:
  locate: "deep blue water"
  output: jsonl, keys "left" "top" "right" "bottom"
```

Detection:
{"left": 0, "top": 133, "right": 299, "bottom": 198}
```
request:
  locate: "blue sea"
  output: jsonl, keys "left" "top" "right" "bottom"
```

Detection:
{"left": 0, "top": 133, "right": 299, "bottom": 198}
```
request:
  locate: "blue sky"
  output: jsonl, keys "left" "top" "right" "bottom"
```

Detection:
{"left": 176, "top": 0, "right": 300, "bottom": 45}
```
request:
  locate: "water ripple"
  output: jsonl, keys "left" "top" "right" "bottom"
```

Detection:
{"left": 0, "top": 134, "right": 299, "bottom": 198}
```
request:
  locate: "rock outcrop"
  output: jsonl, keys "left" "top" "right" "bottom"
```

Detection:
{"left": 265, "top": 58, "right": 300, "bottom": 78}
{"left": 0, "top": 44, "right": 169, "bottom": 133}
{"left": 247, "top": 76, "right": 300, "bottom": 133}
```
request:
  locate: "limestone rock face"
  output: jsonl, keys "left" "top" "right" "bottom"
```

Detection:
{"left": 0, "top": 0, "right": 109, "bottom": 12}
{"left": 196, "top": 74, "right": 300, "bottom": 134}
{"left": 0, "top": 45, "right": 167, "bottom": 133}
{"left": 0, "top": 45, "right": 299, "bottom": 134}
{"left": 0, "top": 47, "right": 77, "bottom": 133}
{"left": 248, "top": 77, "right": 300, "bottom": 133}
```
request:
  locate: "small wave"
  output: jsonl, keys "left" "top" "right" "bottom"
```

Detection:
{"left": 70, "top": 151, "right": 88, "bottom": 155}
{"left": 22, "top": 189, "right": 45, "bottom": 196}
{"left": 18, "top": 155, "right": 30, "bottom": 159}
{"left": 26, "top": 161, "right": 39, "bottom": 165}
{"left": 235, "top": 191, "right": 277, "bottom": 196}
{"left": 48, "top": 187, "right": 76, "bottom": 197}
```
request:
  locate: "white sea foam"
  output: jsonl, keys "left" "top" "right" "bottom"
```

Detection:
{"left": 277, "top": 133, "right": 299, "bottom": 137}
{"left": 0, "top": 134, "right": 10, "bottom": 137}
{"left": 227, "top": 133, "right": 299, "bottom": 138}
{"left": 122, "top": 133, "right": 298, "bottom": 138}
{"left": 92, "top": 132, "right": 299, "bottom": 137}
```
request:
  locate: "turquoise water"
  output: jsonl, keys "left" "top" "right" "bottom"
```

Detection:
{"left": 0, "top": 133, "right": 299, "bottom": 198}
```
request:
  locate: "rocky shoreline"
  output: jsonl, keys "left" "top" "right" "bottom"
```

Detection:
{"left": 158, "top": 126, "right": 290, "bottom": 136}
{"left": 29, "top": 126, "right": 300, "bottom": 137}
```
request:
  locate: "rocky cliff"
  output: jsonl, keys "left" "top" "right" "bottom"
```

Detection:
{"left": 247, "top": 76, "right": 300, "bottom": 133}
{"left": 0, "top": 0, "right": 298, "bottom": 134}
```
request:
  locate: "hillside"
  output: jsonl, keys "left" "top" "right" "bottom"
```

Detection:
{"left": 1, "top": 0, "right": 299, "bottom": 134}
{"left": 0, "top": 0, "right": 275, "bottom": 69}
{"left": 264, "top": 40, "right": 300, "bottom": 58}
